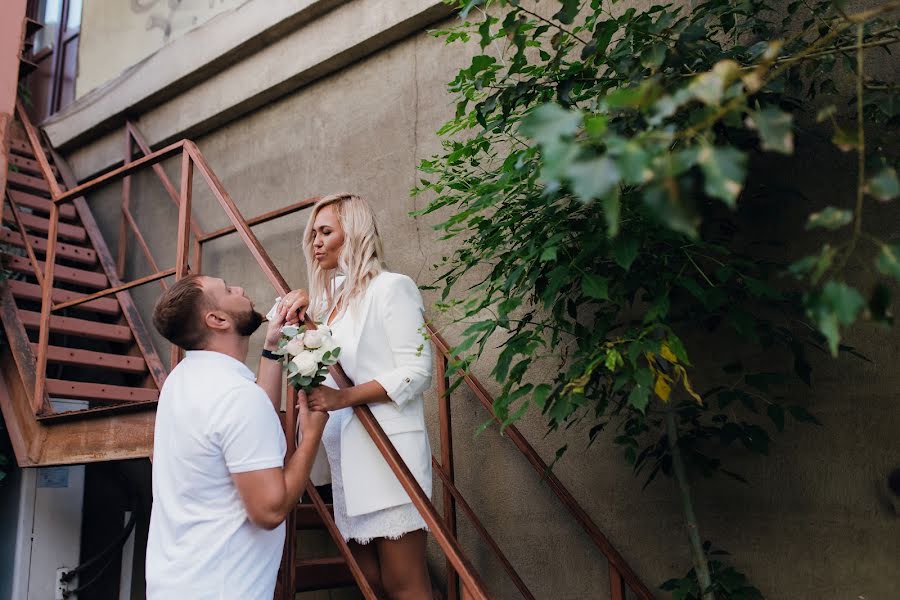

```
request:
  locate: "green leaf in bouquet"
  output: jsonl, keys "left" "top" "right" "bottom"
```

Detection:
{"left": 281, "top": 325, "right": 300, "bottom": 338}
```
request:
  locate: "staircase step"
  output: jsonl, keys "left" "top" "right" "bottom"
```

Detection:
{"left": 3, "top": 208, "right": 87, "bottom": 242}
{"left": 7, "top": 137, "right": 37, "bottom": 157}
{"left": 2, "top": 254, "right": 108, "bottom": 289}
{"left": 7, "top": 280, "right": 120, "bottom": 315}
{"left": 295, "top": 557, "right": 355, "bottom": 592}
{"left": 7, "top": 136, "right": 51, "bottom": 158}
{"left": 8, "top": 153, "right": 60, "bottom": 178}
{"left": 0, "top": 228, "right": 97, "bottom": 265}
{"left": 7, "top": 190, "right": 78, "bottom": 220}
{"left": 6, "top": 171, "right": 63, "bottom": 195}
{"left": 295, "top": 503, "right": 335, "bottom": 530}
{"left": 32, "top": 344, "right": 147, "bottom": 373}
{"left": 46, "top": 379, "right": 158, "bottom": 403}
{"left": 18, "top": 310, "right": 133, "bottom": 343}
{"left": 36, "top": 399, "right": 160, "bottom": 423}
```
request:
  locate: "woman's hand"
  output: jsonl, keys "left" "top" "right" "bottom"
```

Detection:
{"left": 263, "top": 301, "right": 288, "bottom": 349}
{"left": 304, "top": 386, "right": 346, "bottom": 412}
{"left": 281, "top": 289, "right": 310, "bottom": 326}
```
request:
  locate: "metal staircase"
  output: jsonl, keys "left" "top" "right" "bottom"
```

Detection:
{"left": 1, "top": 23, "right": 654, "bottom": 600}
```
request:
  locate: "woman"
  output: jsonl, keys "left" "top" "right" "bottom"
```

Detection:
{"left": 278, "top": 193, "right": 434, "bottom": 599}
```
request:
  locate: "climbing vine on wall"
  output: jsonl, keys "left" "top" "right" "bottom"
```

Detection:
{"left": 415, "top": 1, "right": 899, "bottom": 597}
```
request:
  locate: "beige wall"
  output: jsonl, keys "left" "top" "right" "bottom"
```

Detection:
{"left": 65, "top": 5, "right": 899, "bottom": 600}
{"left": 76, "top": 0, "right": 246, "bottom": 98}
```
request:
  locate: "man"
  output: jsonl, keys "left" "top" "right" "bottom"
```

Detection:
{"left": 146, "top": 274, "right": 324, "bottom": 599}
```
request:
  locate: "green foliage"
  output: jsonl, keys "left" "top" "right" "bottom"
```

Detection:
{"left": 417, "top": 0, "right": 898, "bottom": 594}
{"left": 662, "top": 544, "right": 764, "bottom": 600}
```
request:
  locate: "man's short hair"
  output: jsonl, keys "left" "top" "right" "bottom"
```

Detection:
{"left": 152, "top": 274, "right": 210, "bottom": 350}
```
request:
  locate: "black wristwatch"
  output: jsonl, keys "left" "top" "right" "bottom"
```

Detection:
{"left": 261, "top": 348, "right": 280, "bottom": 361}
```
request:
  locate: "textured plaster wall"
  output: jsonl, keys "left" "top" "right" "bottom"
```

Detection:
{"left": 76, "top": 0, "right": 247, "bottom": 98}
{"left": 70, "top": 10, "right": 899, "bottom": 600}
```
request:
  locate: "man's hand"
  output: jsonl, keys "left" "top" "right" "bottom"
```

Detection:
{"left": 305, "top": 386, "right": 346, "bottom": 413}
{"left": 297, "top": 390, "right": 330, "bottom": 439}
{"left": 281, "top": 289, "right": 310, "bottom": 326}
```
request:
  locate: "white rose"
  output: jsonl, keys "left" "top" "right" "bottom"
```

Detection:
{"left": 303, "top": 330, "right": 325, "bottom": 349}
{"left": 312, "top": 337, "right": 338, "bottom": 363}
{"left": 283, "top": 337, "right": 305, "bottom": 356}
{"left": 291, "top": 352, "right": 319, "bottom": 377}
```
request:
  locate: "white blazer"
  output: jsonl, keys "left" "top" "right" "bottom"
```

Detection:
{"left": 305, "top": 271, "right": 433, "bottom": 517}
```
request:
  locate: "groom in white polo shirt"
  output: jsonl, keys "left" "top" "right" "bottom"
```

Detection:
{"left": 147, "top": 274, "right": 325, "bottom": 600}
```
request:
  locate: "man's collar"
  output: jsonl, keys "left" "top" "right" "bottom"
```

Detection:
{"left": 183, "top": 350, "right": 255, "bottom": 381}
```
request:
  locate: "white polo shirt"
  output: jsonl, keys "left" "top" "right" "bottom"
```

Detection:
{"left": 146, "top": 351, "right": 287, "bottom": 600}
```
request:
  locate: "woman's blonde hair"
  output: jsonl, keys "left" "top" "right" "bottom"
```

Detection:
{"left": 303, "top": 193, "right": 384, "bottom": 321}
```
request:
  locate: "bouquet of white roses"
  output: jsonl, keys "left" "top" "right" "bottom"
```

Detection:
{"left": 271, "top": 323, "right": 341, "bottom": 392}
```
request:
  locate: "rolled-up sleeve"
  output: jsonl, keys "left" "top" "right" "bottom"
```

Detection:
{"left": 373, "top": 275, "right": 433, "bottom": 408}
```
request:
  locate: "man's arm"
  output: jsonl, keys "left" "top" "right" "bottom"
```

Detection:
{"left": 232, "top": 394, "right": 327, "bottom": 530}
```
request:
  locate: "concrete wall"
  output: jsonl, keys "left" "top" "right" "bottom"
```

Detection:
{"left": 60, "top": 3, "right": 899, "bottom": 599}
{"left": 76, "top": 0, "right": 247, "bottom": 98}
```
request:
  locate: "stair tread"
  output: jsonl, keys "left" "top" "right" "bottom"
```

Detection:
{"left": 0, "top": 228, "right": 97, "bottom": 265}
{"left": 32, "top": 344, "right": 147, "bottom": 373}
{"left": 6, "top": 170, "right": 64, "bottom": 194}
{"left": 6, "top": 189, "right": 77, "bottom": 220}
{"left": 295, "top": 503, "right": 335, "bottom": 529}
{"left": 3, "top": 254, "right": 108, "bottom": 289}
{"left": 2, "top": 208, "right": 87, "bottom": 242}
{"left": 45, "top": 379, "right": 158, "bottom": 403}
{"left": 7, "top": 279, "right": 120, "bottom": 315}
{"left": 295, "top": 556, "right": 355, "bottom": 592}
{"left": 18, "top": 309, "right": 133, "bottom": 342}
{"left": 8, "top": 153, "right": 61, "bottom": 177}
{"left": 36, "top": 399, "right": 159, "bottom": 423}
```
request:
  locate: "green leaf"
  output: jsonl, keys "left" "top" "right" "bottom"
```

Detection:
{"left": 805, "top": 206, "right": 853, "bottom": 230}
{"left": 613, "top": 141, "right": 652, "bottom": 185}
{"left": 875, "top": 244, "right": 900, "bottom": 281}
{"left": 584, "top": 115, "right": 608, "bottom": 138}
{"left": 688, "top": 60, "right": 740, "bottom": 106}
{"left": 627, "top": 384, "right": 650, "bottom": 413}
{"left": 698, "top": 145, "right": 746, "bottom": 207}
{"left": 746, "top": 107, "right": 794, "bottom": 154}
{"left": 567, "top": 157, "right": 621, "bottom": 203}
{"left": 533, "top": 384, "right": 552, "bottom": 409}
{"left": 640, "top": 43, "right": 667, "bottom": 70}
{"left": 866, "top": 167, "right": 899, "bottom": 201}
{"left": 520, "top": 103, "right": 582, "bottom": 146}
{"left": 582, "top": 274, "right": 609, "bottom": 300}
{"left": 602, "top": 188, "right": 621, "bottom": 237}
{"left": 552, "top": 0, "right": 580, "bottom": 25}
{"left": 540, "top": 245, "right": 558, "bottom": 262}
{"left": 807, "top": 280, "right": 865, "bottom": 355}
{"left": 458, "top": 0, "right": 485, "bottom": 19}
{"left": 612, "top": 236, "right": 639, "bottom": 270}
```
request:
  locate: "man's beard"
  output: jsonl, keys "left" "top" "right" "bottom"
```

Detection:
{"left": 232, "top": 307, "right": 265, "bottom": 337}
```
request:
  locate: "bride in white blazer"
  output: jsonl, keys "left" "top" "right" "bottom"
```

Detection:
{"left": 278, "top": 193, "right": 433, "bottom": 598}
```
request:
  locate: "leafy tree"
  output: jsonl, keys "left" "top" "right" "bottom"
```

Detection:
{"left": 415, "top": 0, "right": 899, "bottom": 597}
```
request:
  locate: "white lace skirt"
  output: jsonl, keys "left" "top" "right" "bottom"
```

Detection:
{"left": 322, "top": 407, "right": 428, "bottom": 545}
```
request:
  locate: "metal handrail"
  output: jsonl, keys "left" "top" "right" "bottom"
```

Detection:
{"left": 427, "top": 327, "right": 655, "bottom": 600}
